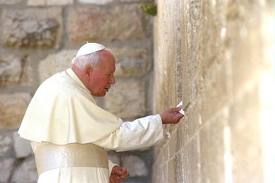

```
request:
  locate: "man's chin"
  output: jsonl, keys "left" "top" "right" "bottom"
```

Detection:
{"left": 91, "top": 91, "right": 107, "bottom": 97}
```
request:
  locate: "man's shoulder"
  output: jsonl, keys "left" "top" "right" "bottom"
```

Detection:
{"left": 36, "top": 71, "right": 76, "bottom": 96}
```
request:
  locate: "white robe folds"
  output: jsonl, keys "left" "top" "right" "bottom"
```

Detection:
{"left": 18, "top": 68, "right": 163, "bottom": 183}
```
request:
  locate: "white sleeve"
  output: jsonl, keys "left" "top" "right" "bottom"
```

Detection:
{"left": 93, "top": 114, "right": 164, "bottom": 152}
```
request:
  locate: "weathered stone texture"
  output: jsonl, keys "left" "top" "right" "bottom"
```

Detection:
{"left": 1, "top": 8, "right": 62, "bottom": 48}
{"left": 0, "top": 53, "right": 22, "bottom": 84}
{"left": 0, "top": 0, "right": 24, "bottom": 4}
{"left": 13, "top": 132, "right": 32, "bottom": 158}
{"left": 200, "top": 112, "right": 227, "bottom": 183}
{"left": 78, "top": 0, "right": 115, "bottom": 4}
{"left": 68, "top": 5, "right": 146, "bottom": 43}
{"left": 0, "top": 158, "right": 15, "bottom": 182}
{"left": 39, "top": 50, "right": 76, "bottom": 82}
{"left": 229, "top": 85, "right": 263, "bottom": 182}
{"left": 226, "top": 2, "right": 265, "bottom": 95}
{"left": 113, "top": 47, "right": 151, "bottom": 77}
{"left": 28, "top": 0, "right": 73, "bottom": 6}
{"left": 153, "top": 0, "right": 182, "bottom": 113}
{"left": 122, "top": 155, "right": 148, "bottom": 177}
{"left": 179, "top": 138, "right": 200, "bottom": 183}
{"left": 11, "top": 156, "right": 38, "bottom": 183}
{"left": 0, "top": 93, "right": 31, "bottom": 129}
{"left": 108, "top": 151, "right": 120, "bottom": 165}
{"left": 0, "top": 133, "right": 13, "bottom": 157}
{"left": 153, "top": 0, "right": 271, "bottom": 182}
{"left": 200, "top": 61, "right": 231, "bottom": 122}
{"left": 104, "top": 79, "right": 146, "bottom": 119}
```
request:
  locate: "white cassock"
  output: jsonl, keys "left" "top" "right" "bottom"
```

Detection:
{"left": 18, "top": 68, "right": 163, "bottom": 183}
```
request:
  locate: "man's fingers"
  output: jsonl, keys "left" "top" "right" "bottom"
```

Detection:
{"left": 169, "top": 107, "right": 181, "bottom": 112}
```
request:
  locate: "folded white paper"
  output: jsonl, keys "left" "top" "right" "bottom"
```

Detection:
{"left": 176, "top": 101, "right": 185, "bottom": 115}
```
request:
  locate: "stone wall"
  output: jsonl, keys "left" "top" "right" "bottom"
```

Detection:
{"left": 152, "top": 0, "right": 275, "bottom": 183}
{"left": 0, "top": 0, "right": 154, "bottom": 182}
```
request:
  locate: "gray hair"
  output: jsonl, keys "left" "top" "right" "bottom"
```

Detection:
{"left": 72, "top": 51, "right": 101, "bottom": 69}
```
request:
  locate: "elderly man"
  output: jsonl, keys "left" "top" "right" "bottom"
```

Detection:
{"left": 18, "top": 43, "right": 184, "bottom": 183}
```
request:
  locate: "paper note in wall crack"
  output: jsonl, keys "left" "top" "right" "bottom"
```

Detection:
{"left": 176, "top": 101, "right": 185, "bottom": 115}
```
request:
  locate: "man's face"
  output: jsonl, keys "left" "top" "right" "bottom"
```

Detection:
{"left": 87, "top": 51, "right": 116, "bottom": 96}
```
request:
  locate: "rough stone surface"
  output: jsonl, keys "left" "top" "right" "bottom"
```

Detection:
{"left": 152, "top": 0, "right": 272, "bottom": 182}
{"left": 28, "top": 0, "right": 73, "bottom": 5}
{"left": 113, "top": 47, "right": 150, "bottom": 77}
{"left": 1, "top": 8, "right": 62, "bottom": 48}
{"left": 78, "top": 0, "right": 114, "bottom": 4}
{"left": 0, "top": 52, "right": 22, "bottom": 84}
{"left": 229, "top": 86, "right": 263, "bottom": 182}
{"left": 13, "top": 132, "right": 32, "bottom": 158}
{"left": 68, "top": 5, "right": 146, "bottom": 43}
{"left": 0, "top": 133, "right": 13, "bottom": 157}
{"left": 39, "top": 50, "right": 76, "bottom": 82}
{"left": 0, "top": 158, "right": 15, "bottom": 182}
{"left": 108, "top": 151, "right": 120, "bottom": 165}
{"left": 122, "top": 155, "right": 148, "bottom": 177}
{"left": 0, "top": 0, "right": 24, "bottom": 4}
{"left": 200, "top": 113, "right": 226, "bottom": 183}
{"left": 11, "top": 156, "right": 38, "bottom": 183}
{"left": 0, "top": 93, "right": 31, "bottom": 129}
{"left": 120, "top": 0, "right": 149, "bottom": 1}
{"left": 104, "top": 79, "right": 146, "bottom": 119}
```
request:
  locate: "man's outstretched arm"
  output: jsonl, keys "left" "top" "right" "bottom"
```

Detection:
{"left": 93, "top": 107, "right": 184, "bottom": 151}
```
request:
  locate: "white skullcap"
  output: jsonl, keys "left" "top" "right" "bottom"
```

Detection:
{"left": 75, "top": 43, "right": 106, "bottom": 58}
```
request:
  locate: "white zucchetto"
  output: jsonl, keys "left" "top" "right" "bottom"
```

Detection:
{"left": 75, "top": 43, "right": 106, "bottom": 58}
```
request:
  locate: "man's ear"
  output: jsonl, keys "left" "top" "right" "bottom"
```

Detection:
{"left": 85, "top": 65, "right": 93, "bottom": 78}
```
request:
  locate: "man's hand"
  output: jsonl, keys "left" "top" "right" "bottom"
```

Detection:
{"left": 110, "top": 166, "right": 129, "bottom": 183}
{"left": 160, "top": 107, "right": 184, "bottom": 124}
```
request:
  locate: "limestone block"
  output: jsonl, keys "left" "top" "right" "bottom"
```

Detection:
{"left": 0, "top": 53, "right": 22, "bottom": 84}
{"left": 0, "top": 158, "right": 15, "bottom": 182}
{"left": 108, "top": 151, "right": 120, "bottom": 165}
{"left": 153, "top": 0, "right": 182, "bottom": 112}
{"left": 112, "top": 47, "right": 150, "bottom": 77}
{"left": 181, "top": 137, "right": 200, "bottom": 183}
{"left": 39, "top": 50, "right": 76, "bottom": 82}
{"left": 200, "top": 112, "right": 226, "bottom": 183}
{"left": 28, "top": 0, "right": 73, "bottom": 5}
{"left": 1, "top": 8, "right": 62, "bottom": 48}
{"left": 13, "top": 132, "right": 32, "bottom": 158}
{"left": 0, "top": 133, "right": 13, "bottom": 157}
{"left": 168, "top": 158, "right": 176, "bottom": 183}
{"left": 161, "top": 163, "right": 168, "bottom": 182}
{"left": 200, "top": 0, "right": 225, "bottom": 69}
{"left": 200, "top": 62, "right": 230, "bottom": 123}
{"left": 122, "top": 155, "right": 147, "bottom": 177}
{"left": 68, "top": 5, "right": 146, "bottom": 43}
{"left": 229, "top": 86, "right": 263, "bottom": 182}
{"left": 78, "top": 0, "right": 114, "bottom": 4}
{"left": 104, "top": 79, "right": 146, "bottom": 119}
{"left": 11, "top": 156, "right": 38, "bottom": 183}
{"left": 224, "top": 0, "right": 264, "bottom": 95}
{"left": 176, "top": 101, "right": 200, "bottom": 151}
{"left": 168, "top": 130, "right": 178, "bottom": 159}
{"left": 121, "top": 0, "right": 150, "bottom": 2}
{"left": 0, "top": 0, "right": 24, "bottom": 4}
{"left": 174, "top": 153, "right": 183, "bottom": 183}
{"left": 27, "top": 0, "right": 45, "bottom": 5}
{"left": 0, "top": 93, "right": 31, "bottom": 129}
